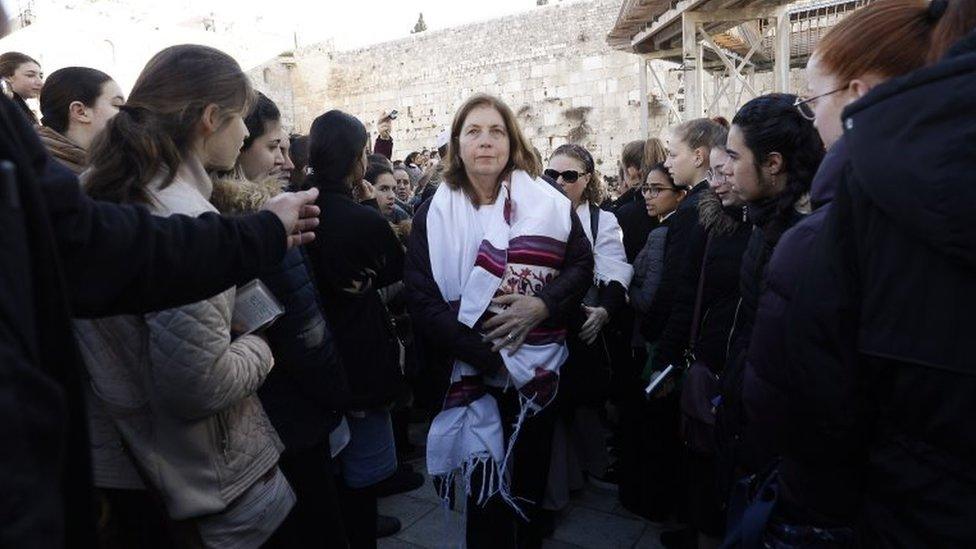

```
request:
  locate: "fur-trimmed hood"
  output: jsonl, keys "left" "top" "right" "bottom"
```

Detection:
{"left": 698, "top": 188, "right": 744, "bottom": 236}
{"left": 210, "top": 174, "right": 283, "bottom": 215}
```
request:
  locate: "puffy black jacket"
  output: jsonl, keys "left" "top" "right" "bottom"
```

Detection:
{"left": 742, "top": 137, "right": 855, "bottom": 525}
{"left": 643, "top": 180, "right": 710, "bottom": 345}
{"left": 781, "top": 36, "right": 976, "bottom": 546}
{"left": 716, "top": 197, "right": 804, "bottom": 476}
{"left": 258, "top": 246, "right": 348, "bottom": 450}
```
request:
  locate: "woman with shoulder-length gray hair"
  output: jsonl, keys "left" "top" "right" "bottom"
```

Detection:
{"left": 403, "top": 94, "right": 594, "bottom": 548}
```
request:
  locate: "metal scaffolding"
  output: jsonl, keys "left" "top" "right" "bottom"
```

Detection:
{"left": 611, "top": 0, "right": 870, "bottom": 129}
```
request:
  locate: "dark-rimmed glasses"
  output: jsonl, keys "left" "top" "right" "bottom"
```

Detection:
{"left": 639, "top": 184, "right": 687, "bottom": 198}
{"left": 794, "top": 84, "right": 848, "bottom": 121}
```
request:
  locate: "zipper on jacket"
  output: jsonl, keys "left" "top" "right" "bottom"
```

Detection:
{"left": 216, "top": 412, "right": 230, "bottom": 463}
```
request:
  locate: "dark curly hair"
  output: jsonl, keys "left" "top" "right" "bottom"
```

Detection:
{"left": 732, "top": 93, "right": 824, "bottom": 243}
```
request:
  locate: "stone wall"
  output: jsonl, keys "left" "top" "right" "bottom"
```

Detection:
{"left": 250, "top": 0, "right": 806, "bottom": 172}
{"left": 252, "top": 0, "right": 668, "bottom": 171}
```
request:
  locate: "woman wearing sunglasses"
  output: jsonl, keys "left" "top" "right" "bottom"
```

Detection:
{"left": 541, "top": 144, "right": 632, "bottom": 517}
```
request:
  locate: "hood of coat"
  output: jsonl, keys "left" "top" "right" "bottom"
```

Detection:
{"left": 210, "top": 173, "right": 283, "bottom": 215}
{"left": 698, "top": 188, "right": 744, "bottom": 236}
{"left": 842, "top": 38, "right": 976, "bottom": 269}
{"left": 809, "top": 135, "right": 849, "bottom": 210}
{"left": 36, "top": 125, "right": 87, "bottom": 174}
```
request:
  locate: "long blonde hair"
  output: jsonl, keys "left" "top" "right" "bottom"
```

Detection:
{"left": 86, "top": 45, "right": 255, "bottom": 205}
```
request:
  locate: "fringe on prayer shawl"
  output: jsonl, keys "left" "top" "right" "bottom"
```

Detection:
{"left": 432, "top": 388, "right": 556, "bottom": 523}
{"left": 425, "top": 172, "right": 572, "bottom": 527}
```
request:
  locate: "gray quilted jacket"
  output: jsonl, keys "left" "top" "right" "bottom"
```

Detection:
{"left": 76, "top": 159, "right": 283, "bottom": 520}
{"left": 629, "top": 224, "right": 669, "bottom": 346}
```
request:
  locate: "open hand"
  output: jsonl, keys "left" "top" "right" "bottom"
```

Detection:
{"left": 261, "top": 188, "right": 320, "bottom": 248}
{"left": 579, "top": 305, "right": 609, "bottom": 345}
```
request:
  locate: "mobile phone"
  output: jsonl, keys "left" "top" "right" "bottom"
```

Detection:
{"left": 389, "top": 109, "right": 399, "bottom": 120}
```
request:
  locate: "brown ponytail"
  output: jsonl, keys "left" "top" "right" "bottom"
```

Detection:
{"left": 816, "top": 0, "right": 940, "bottom": 83}
{"left": 671, "top": 118, "right": 727, "bottom": 154}
{"left": 85, "top": 44, "right": 254, "bottom": 205}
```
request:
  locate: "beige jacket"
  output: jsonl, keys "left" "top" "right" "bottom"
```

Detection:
{"left": 76, "top": 158, "right": 283, "bottom": 520}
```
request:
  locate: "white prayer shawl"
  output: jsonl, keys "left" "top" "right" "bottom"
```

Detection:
{"left": 425, "top": 170, "right": 572, "bottom": 513}
{"left": 576, "top": 202, "right": 634, "bottom": 288}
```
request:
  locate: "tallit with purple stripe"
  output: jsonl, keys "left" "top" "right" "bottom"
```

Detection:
{"left": 425, "top": 170, "right": 572, "bottom": 514}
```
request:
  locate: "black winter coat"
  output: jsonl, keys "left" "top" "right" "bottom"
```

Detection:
{"left": 403, "top": 199, "right": 594, "bottom": 391}
{"left": 305, "top": 186, "right": 406, "bottom": 410}
{"left": 741, "top": 137, "right": 853, "bottom": 526}
{"left": 655, "top": 190, "right": 750, "bottom": 374}
{"left": 716, "top": 196, "right": 804, "bottom": 475}
{"left": 258, "top": 246, "right": 348, "bottom": 451}
{"left": 778, "top": 37, "right": 976, "bottom": 546}
{"left": 0, "top": 95, "right": 288, "bottom": 547}
{"left": 562, "top": 278, "right": 627, "bottom": 405}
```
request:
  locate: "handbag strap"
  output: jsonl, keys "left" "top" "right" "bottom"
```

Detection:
{"left": 689, "top": 232, "right": 714, "bottom": 348}
{"left": 589, "top": 202, "right": 600, "bottom": 243}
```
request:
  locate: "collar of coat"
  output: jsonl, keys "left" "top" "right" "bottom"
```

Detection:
{"left": 209, "top": 171, "right": 283, "bottom": 215}
{"left": 36, "top": 125, "right": 87, "bottom": 175}
{"left": 697, "top": 189, "right": 744, "bottom": 236}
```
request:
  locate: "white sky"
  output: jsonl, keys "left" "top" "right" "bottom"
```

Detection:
{"left": 290, "top": 0, "right": 545, "bottom": 50}
{"left": 26, "top": 0, "right": 553, "bottom": 51}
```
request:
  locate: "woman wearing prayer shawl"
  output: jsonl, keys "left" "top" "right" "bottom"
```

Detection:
{"left": 403, "top": 94, "right": 594, "bottom": 548}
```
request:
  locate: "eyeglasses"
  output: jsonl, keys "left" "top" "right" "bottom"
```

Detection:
{"left": 544, "top": 169, "right": 588, "bottom": 183}
{"left": 706, "top": 168, "right": 727, "bottom": 183}
{"left": 793, "top": 84, "right": 848, "bottom": 121}
{"left": 639, "top": 185, "right": 686, "bottom": 198}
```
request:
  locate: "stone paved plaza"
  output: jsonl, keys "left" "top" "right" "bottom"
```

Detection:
{"left": 377, "top": 424, "right": 667, "bottom": 549}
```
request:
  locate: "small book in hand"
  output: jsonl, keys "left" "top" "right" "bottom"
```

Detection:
{"left": 231, "top": 280, "right": 285, "bottom": 337}
{"left": 645, "top": 364, "right": 677, "bottom": 398}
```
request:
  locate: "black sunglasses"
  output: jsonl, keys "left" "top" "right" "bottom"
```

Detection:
{"left": 544, "top": 169, "right": 588, "bottom": 183}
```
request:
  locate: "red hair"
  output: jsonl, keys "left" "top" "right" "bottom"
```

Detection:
{"left": 815, "top": 0, "right": 936, "bottom": 82}
{"left": 928, "top": 0, "right": 976, "bottom": 63}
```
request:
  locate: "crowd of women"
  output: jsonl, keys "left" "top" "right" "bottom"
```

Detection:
{"left": 1, "top": 0, "right": 973, "bottom": 547}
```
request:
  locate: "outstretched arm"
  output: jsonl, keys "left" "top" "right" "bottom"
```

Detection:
{"left": 38, "top": 160, "right": 316, "bottom": 317}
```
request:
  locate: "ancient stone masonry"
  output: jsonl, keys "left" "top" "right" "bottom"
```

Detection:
{"left": 250, "top": 0, "right": 803, "bottom": 173}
